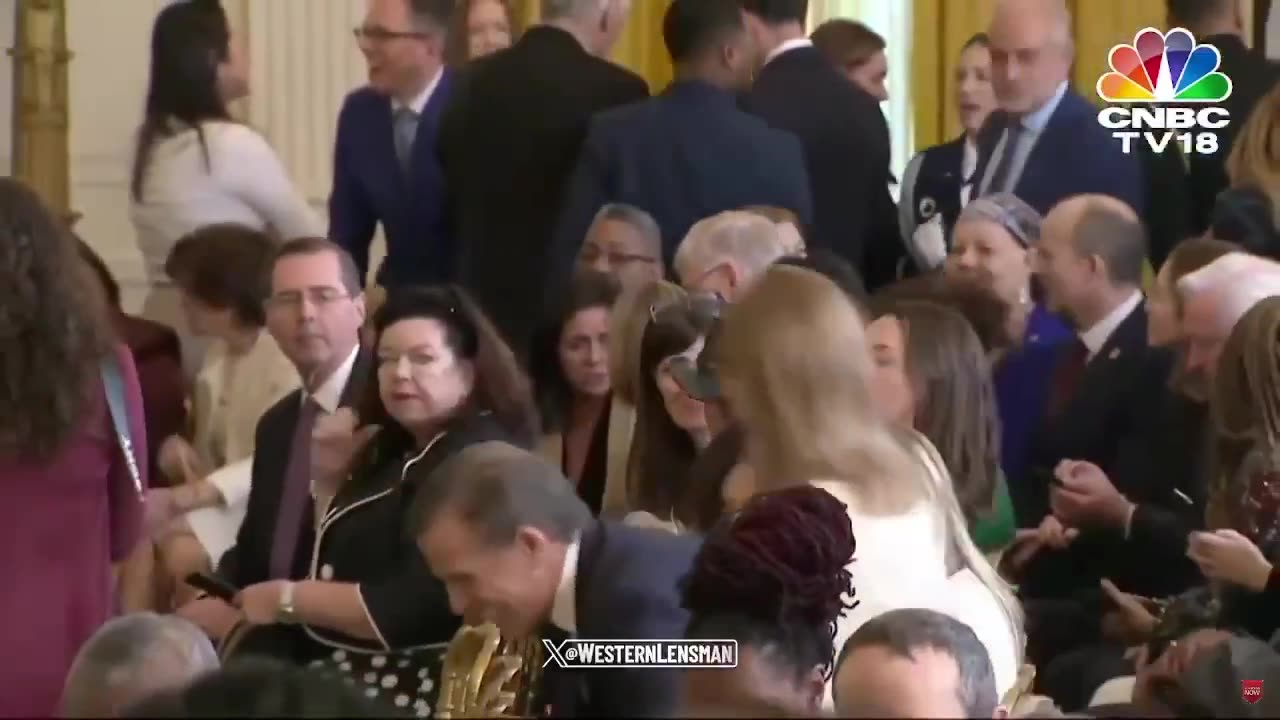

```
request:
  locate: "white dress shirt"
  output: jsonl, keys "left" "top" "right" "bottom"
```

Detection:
{"left": 978, "top": 80, "right": 1069, "bottom": 195}
{"left": 959, "top": 137, "right": 979, "bottom": 207}
{"left": 550, "top": 537, "right": 581, "bottom": 634}
{"left": 393, "top": 66, "right": 444, "bottom": 116}
{"left": 764, "top": 37, "right": 814, "bottom": 66}
{"left": 130, "top": 121, "right": 322, "bottom": 282}
{"left": 1079, "top": 290, "right": 1143, "bottom": 360}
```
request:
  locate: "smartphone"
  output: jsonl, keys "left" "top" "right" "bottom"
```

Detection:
{"left": 1032, "top": 466, "right": 1065, "bottom": 488}
{"left": 185, "top": 572, "right": 239, "bottom": 603}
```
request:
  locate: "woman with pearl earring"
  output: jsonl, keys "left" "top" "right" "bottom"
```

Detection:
{"left": 943, "top": 192, "right": 1073, "bottom": 495}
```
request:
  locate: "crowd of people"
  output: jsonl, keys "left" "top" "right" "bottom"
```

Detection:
{"left": 2, "top": 0, "right": 1280, "bottom": 716}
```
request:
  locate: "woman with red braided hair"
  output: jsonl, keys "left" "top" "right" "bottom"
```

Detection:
{"left": 678, "top": 485, "right": 857, "bottom": 717}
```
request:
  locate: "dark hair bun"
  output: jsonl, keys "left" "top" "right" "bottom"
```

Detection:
{"left": 682, "top": 485, "right": 857, "bottom": 629}
{"left": 1212, "top": 185, "right": 1280, "bottom": 259}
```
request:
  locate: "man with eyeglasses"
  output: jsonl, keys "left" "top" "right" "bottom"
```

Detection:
{"left": 577, "top": 203, "right": 664, "bottom": 290}
{"left": 177, "top": 238, "right": 367, "bottom": 647}
{"left": 330, "top": 0, "right": 457, "bottom": 290}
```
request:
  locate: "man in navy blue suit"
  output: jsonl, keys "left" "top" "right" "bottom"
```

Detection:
{"left": 329, "top": 0, "right": 457, "bottom": 289}
{"left": 414, "top": 441, "right": 699, "bottom": 718}
{"left": 552, "top": 0, "right": 812, "bottom": 276}
{"left": 974, "top": 0, "right": 1145, "bottom": 218}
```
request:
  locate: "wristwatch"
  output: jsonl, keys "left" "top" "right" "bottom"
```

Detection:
{"left": 277, "top": 582, "right": 299, "bottom": 625}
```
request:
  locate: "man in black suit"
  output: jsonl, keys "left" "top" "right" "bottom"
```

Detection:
{"left": 552, "top": 0, "right": 812, "bottom": 275}
{"left": 737, "top": 0, "right": 900, "bottom": 291}
{"left": 1167, "top": 0, "right": 1280, "bottom": 234}
{"left": 414, "top": 442, "right": 699, "bottom": 718}
{"left": 176, "top": 238, "right": 368, "bottom": 642}
{"left": 440, "top": 0, "right": 648, "bottom": 356}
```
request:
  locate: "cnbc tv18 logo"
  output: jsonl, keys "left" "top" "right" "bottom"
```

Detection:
{"left": 1096, "top": 28, "right": 1233, "bottom": 155}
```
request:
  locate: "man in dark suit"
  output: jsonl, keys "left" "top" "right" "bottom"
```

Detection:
{"left": 552, "top": 0, "right": 812, "bottom": 277}
{"left": 440, "top": 0, "right": 648, "bottom": 355}
{"left": 176, "top": 238, "right": 368, "bottom": 643}
{"left": 1168, "top": 0, "right": 1280, "bottom": 234}
{"left": 330, "top": 0, "right": 458, "bottom": 289}
{"left": 737, "top": 0, "right": 900, "bottom": 291}
{"left": 415, "top": 442, "right": 699, "bottom": 718}
{"left": 975, "top": 0, "right": 1145, "bottom": 218}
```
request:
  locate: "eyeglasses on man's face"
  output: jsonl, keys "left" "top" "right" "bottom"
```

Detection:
{"left": 265, "top": 286, "right": 350, "bottom": 312}
{"left": 353, "top": 25, "right": 427, "bottom": 44}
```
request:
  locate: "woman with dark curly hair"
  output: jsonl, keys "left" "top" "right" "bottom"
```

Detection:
{"left": 0, "top": 179, "right": 147, "bottom": 716}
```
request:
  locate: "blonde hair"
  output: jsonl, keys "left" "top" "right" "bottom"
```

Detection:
{"left": 674, "top": 211, "right": 786, "bottom": 284}
{"left": 717, "top": 265, "right": 926, "bottom": 515}
{"left": 1226, "top": 85, "right": 1280, "bottom": 225}
{"left": 609, "top": 280, "right": 686, "bottom": 406}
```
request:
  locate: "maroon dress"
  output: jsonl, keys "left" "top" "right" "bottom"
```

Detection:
{"left": 0, "top": 345, "right": 146, "bottom": 716}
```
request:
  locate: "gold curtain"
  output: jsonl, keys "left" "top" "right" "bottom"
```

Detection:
{"left": 512, "top": 0, "right": 672, "bottom": 92}
{"left": 910, "top": 0, "right": 996, "bottom": 151}
{"left": 1066, "top": 0, "right": 1166, "bottom": 102}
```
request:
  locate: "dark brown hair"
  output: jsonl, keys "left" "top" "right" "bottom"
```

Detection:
{"left": 676, "top": 423, "right": 745, "bottom": 532}
{"left": 879, "top": 273, "right": 1013, "bottom": 352}
{"left": 810, "top": 19, "right": 886, "bottom": 72}
{"left": 165, "top": 223, "right": 276, "bottom": 327}
{"left": 357, "top": 286, "right": 540, "bottom": 456}
{"left": 530, "top": 270, "right": 620, "bottom": 432}
{"left": 0, "top": 179, "right": 113, "bottom": 460}
{"left": 627, "top": 302, "right": 707, "bottom": 517}
{"left": 266, "top": 237, "right": 363, "bottom": 298}
{"left": 867, "top": 298, "right": 1002, "bottom": 530}
{"left": 445, "top": 0, "right": 519, "bottom": 64}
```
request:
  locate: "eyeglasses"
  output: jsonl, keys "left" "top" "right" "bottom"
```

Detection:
{"left": 265, "top": 287, "right": 350, "bottom": 311}
{"left": 353, "top": 26, "right": 427, "bottom": 43}
{"left": 579, "top": 246, "right": 657, "bottom": 268}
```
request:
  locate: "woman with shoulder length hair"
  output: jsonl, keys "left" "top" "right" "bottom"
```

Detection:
{"left": 446, "top": 0, "right": 518, "bottom": 64}
{"left": 0, "top": 179, "right": 147, "bottom": 717}
{"left": 717, "top": 265, "right": 1022, "bottom": 704}
{"left": 226, "top": 285, "right": 538, "bottom": 708}
{"left": 130, "top": 0, "right": 319, "bottom": 362}
{"left": 530, "top": 270, "right": 621, "bottom": 513}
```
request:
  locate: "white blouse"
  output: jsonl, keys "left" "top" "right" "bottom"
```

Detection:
{"left": 130, "top": 121, "right": 322, "bottom": 281}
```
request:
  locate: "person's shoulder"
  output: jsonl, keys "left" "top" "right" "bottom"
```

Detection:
{"left": 337, "top": 86, "right": 386, "bottom": 118}
{"left": 257, "top": 388, "right": 304, "bottom": 430}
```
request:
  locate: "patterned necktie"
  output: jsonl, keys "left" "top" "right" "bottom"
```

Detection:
{"left": 985, "top": 121, "right": 1025, "bottom": 194}
{"left": 393, "top": 107, "right": 419, "bottom": 174}
{"left": 268, "top": 397, "right": 323, "bottom": 579}
{"left": 1047, "top": 339, "right": 1089, "bottom": 419}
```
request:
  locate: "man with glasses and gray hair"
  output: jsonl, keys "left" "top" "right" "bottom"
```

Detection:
{"left": 577, "top": 203, "right": 664, "bottom": 289}
{"left": 674, "top": 210, "right": 787, "bottom": 302}
{"left": 60, "top": 613, "right": 219, "bottom": 718}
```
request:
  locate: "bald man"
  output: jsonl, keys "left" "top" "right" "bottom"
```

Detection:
{"left": 1013, "top": 195, "right": 1176, "bottom": 675}
{"left": 974, "top": 0, "right": 1144, "bottom": 217}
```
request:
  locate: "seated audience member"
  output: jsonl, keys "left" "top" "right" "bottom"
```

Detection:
{"left": 1210, "top": 186, "right": 1280, "bottom": 261}
{"left": 866, "top": 298, "right": 1016, "bottom": 556}
{"left": 1222, "top": 83, "right": 1280, "bottom": 236}
{"left": 531, "top": 270, "right": 622, "bottom": 513}
{"left": 674, "top": 210, "right": 787, "bottom": 301}
{"left": 600, "top": 280, "right": 687, "bottom": 516}
{"left": 122, "top": 657, "right": 391, "bottom": 718}
{"left": 742, "top": 205, "right": 807, "bottom": 257}
{"left": 680, "top": 486, "right": 857, "bottom": 717}
{"left": 624, "top": 297, "right": 716, "bottom": 531}
{"left": 1126, "top": 629, "right": 1280, "bottom": 717}
{"left": 447, "top": 0, "right": 517, "bottom": 63}
{"left": 77, "top": 239, "right": 187, "bottom": 482}
{"left": 774, "top": 248, "right": 869, "bottom": 310}
{"left": 833, "top": 608, "right": 1004, "bottom": 719}
{"left": 150, "top": 224, "right": 300, "bottom": 606}
{"left": 577, "top": 204, "right": 665, "bottom": 290}
{"left": 717, "top": 265, "right": 1022, "bottom": 702}
{"left": 224, "top": 286, "right": 537, "bottom": 710}
{"left": 61, "top": 613, "right": 218, "bottom": 718}
{"left": 942, "top": 193, "right": 1071, "bottom": 494}
{"left": 414, "top": 441, "right": 700, "bottom": 717}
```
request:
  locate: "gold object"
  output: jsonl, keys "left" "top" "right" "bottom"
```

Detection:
{"left": 8, "top": 0, "right": 73, "bottom": 218}
{"left": 436, "top": 623, "right": 545, "bottom": 719}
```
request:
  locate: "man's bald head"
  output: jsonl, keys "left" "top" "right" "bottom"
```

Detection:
{"left": 988, "top": 0, "right": 1074, "bottom": 114}
{"left": 1034, "top": 194, "right": 1147, "bottom": 324}
{"left": 1178, "top": 253, "right": 1280, "bottom": 377}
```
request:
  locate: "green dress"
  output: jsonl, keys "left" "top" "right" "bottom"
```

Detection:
{"left": 971, "top": 471, "right": 1017, "bottom": 554}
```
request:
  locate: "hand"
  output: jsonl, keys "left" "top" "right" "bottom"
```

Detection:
{"left": 311, "top": 408, "right": 380, "bottom": 494}
{"left": 1187, "top": 529, "right": 1273, "bottom": 592}
{"left": 1100, "top": 578, "right": 1159, "bottom": 643}
{"left": 1133, "top": 629, "right": 1234, "bottom": 709}
{"left": 177, "top": 596, "right": 242, "bottom": 640}
{"left": 1037, "top": 514, "right": 1080, "bottom": 550}
{"left": 234, "top": 580, "right": 289, "bottom": 625}
{"left": 909, "top": 214, "right": 947, "bottom": 270}
{"left": 142, "top": 487, "right": 184, "bottom": 538}
{"left": 1050, "top": 460, "right": 1135, "bottom": 529}
{"left": 157, "top": 435, "right": 203, "bottom": 484}
{"left": 1005, "top": 528, "right": 1046, "bottom": 571}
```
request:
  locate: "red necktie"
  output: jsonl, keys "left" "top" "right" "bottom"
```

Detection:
{"left": 269, "top": 397, "right": 322, "bottom": 579}
{"left": 1047, "top": 339, "right": 1089, "bottom": 419}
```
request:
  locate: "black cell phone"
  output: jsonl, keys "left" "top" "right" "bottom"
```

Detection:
{"left": 185, "top": 572, "right": 239, "bottom": 603}
{"left": 1032, "top": 466, "right": 1065, "bottom": 488}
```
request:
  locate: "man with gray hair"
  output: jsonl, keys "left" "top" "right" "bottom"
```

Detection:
{"left": 442, "top": 0, "right": 648, "bottom": 355}
{"left": 1178, "top": 252, "right": 1280, "bottom": 380}
{"left": 60, "top": 613, "right": 219, "bottom": 718}
{"left": 577, "top": 203, "right": 664, "bottom": 289}
{"left": 674, "top": 210, "right": 786, "bottom": 301}
{"left": 976, "top": 0, "right": 1143, "bottom": 216}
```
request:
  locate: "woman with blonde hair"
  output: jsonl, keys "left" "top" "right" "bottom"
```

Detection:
{"left": 717, "top": 264, "right": 1023, "bottom": 701}
{"left": 1225, "top": 84, "right": 1280, "bottom": 228}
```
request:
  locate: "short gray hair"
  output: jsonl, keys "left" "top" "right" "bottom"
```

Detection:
{"left": 590, "top": 203, "right": 662, "bottom": 257}
{"left": 1179, "top": 252, "right": 1280, "bottom": 334}
{"left": 958, "top": 192, "right": 1042, "bottom": 247}
{"left": 61, "top": 613, "right": 218, "bottom": 718}
{"left": 674, "top": 211, "right": 785, "bottom": 284}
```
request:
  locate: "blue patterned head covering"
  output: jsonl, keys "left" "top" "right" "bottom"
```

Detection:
{"left": 958, "top": 193, "right": 1043, "bottom": 248}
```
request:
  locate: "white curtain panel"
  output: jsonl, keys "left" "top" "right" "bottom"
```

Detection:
{"left": 806, "top": 0, "right": 915, "bottom": 181}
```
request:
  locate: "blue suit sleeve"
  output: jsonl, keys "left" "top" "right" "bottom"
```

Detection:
{"left": 328, "top": 95, "right": 378, "bottom": 282}
{"left": 781, "top": 135, "right": 815, "bottom": 227}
